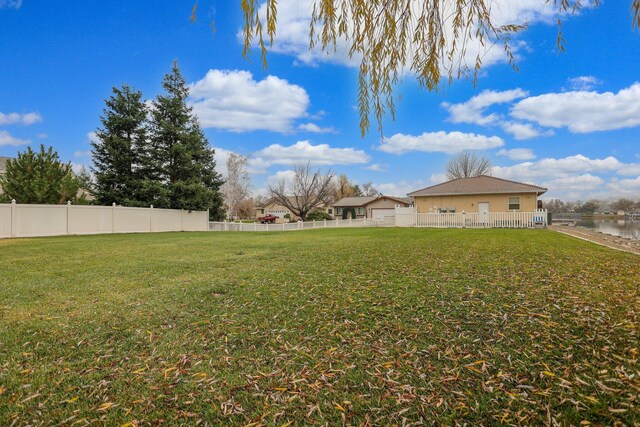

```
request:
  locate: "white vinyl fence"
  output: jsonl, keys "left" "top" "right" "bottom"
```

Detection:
{"left": 209, "top": 218, "right": 381, "bottom": 232}
{"left": 395, "top": 210, "right": 547, "bottom": 228}
{"left": 0, "top": 201, "right": 208, "bottom": 239}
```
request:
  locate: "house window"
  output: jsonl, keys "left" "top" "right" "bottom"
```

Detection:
{"left": 357, "top": 207, "right": 365, "bottom": 215}
{"left": 508, "top": 197, "right": 520, "bottom": 210}
{"left": 336, "top": 207, "right": 343, "bottom": 215}
{"left": 328, "top": 208, "right": 333, "bottom": 215}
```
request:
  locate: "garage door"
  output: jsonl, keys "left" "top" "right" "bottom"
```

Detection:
{"left": 371, "top": 208, "right": 395, "bottom": 219}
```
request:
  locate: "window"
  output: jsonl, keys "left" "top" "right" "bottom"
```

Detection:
{"left": 357, "top": 207, "right": 365, "bottom": 215}
{"left": 336, "top": 207, "right": 343, "bottom": 215}
{"left": 508, "top": 197, "right": 520, "bottom": 210}
{"left": 328, "top": 208, "right": 333, "bottom": 215}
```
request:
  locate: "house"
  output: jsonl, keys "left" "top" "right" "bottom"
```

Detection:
{"left": 255, "top": 197, "right": 333, "bottom": 221}
{"left": 333, "top": 195, "right": 413, "bottom": 219}
{"left": 408, "top": 175, "right": 547, "bottom": 214}
{"left": 0, "top": 156, "right": 13, "bottom": 194}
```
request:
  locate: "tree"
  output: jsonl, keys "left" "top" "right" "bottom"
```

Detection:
{"left": 576, "top": 199, "right": 601, "bottom": 215}
{"left": 236, "top": 198, "right": 256, "bottom": 219}
{"left": 221, "top": 153, "right": 251, "bottom": 219}
{"left": 150, "top": 61, "right": 225, "bottom": 219}
{"left": 333, "top": 174, "right": 362, "bottom": 201}
{"left": 446, "top": 152, "right": 493, "bottom": 180}
{"left": 611, "top": 197, "right": 636, "bottom": 213}
{"left": 228, "top": 0, "right": 640, "bottom": 135}
{"left": 361, "top": 182, "right": 379, "bottom": 197}
{"left": 0, "top": 145, "right": 83, "bottom": 204}
{"left": 268, "top": 163, "right": 335, "bottom": 221}
{"left": 92, "top": 85, "right": 150, "bottom": 206}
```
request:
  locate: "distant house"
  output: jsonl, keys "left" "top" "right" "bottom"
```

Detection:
{"left": 0, "top": 156, "right": 14, "bottom": 195}
{"left": 255, "top": 197, "right": 333, "bottom": 221}
{"left": 333, "top": 195, "right": 412, "bottom": 219}
{"left": 408, "top": 175, "right": 547, "bottom": 214}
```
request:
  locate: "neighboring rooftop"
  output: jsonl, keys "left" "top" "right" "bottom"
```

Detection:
{"left": 333, "top": 195, "right": 413, "bottom": 207}
{"left": 0, "top": 156, "right": 13, "bottom": 174}
{"left": 408, "top": 175, "right": 547, "bottom": 197}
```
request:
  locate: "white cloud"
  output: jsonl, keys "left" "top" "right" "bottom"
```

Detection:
{"left": 501, "top": 121, "right": 553, "bottom": 140}
{"left": 442, "top": 89, "right": 553, "bottom": 140}
{"left": 566, "top": 75, "right": 601, "bottom": 91}
{"left": 607, "top": 176, "right": 640, "bottom": 195}
{"left": 0, "top": 130, "right": 30, "bottom": 146}
{"left": 74, "top": 150, "right": 91, "bottom": 158}
{"left": 497, "top": 148, "right": 536, "bottom": 161}
{"left": 493, "top": 154, "right": 629, "bottom": 181}
{"left": 378, "top": 131, "right": 504, "bottom": 155}
{"left": 253, "top": 140, "right": 370, "bottom": 169}
{"left": 87, "top": 131, "right": 99, "bottom": 144}
{"left": 189, "top": 69, "right": 310, "bottom": 133}
{"left": 374, "top": 180, "right": 425, "bottom": 197}
{"left": 543, "top": 174, "right": 604, "bottom": 191}
{"left": 491, "top": 154, "right": 640, "bottom": 199}
{"left": 297, "top": 123, "right": 336, "bottom": 133}
{"left": 511, "top": 83, "right": 640, "bottom": 133}
{"left": 267, "top": 169, "right": 297, "bottom": 187}
{"left": 0, "top": 111, "right": 42, "bottom": 126}
{"left": 0, "top": 0, "right": 22, "bottom": 9}
{"left": 364, "top": 164, "right": 387, "bottom": 172}
{"left": 443, "top": 89, "right": 529, "bottom": 125}
{"left": 37, "top": 133, "right": 47, "bottom": 139}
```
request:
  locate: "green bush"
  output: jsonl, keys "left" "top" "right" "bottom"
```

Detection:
{"left": 307, "top": 211, "right": 333, "bottom": 221}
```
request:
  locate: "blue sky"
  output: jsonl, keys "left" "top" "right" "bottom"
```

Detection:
{"left": 1, "top": 0, "right": 639, "bottom": 201}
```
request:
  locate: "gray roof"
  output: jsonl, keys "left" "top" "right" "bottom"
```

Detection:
{"left": 0, "top": 156, "right": 13, "bottom": 174}
{"left": 333, "top": 196, "right": 377, "bottom": 207}
{"left": 333, "top": 195, "right": 412, "bottom": 207}
{"left": 408, "top": 175, "right": 547, "bottom": 197}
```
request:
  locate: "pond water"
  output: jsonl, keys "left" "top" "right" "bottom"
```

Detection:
{"left": 575, "top": 219, "right": 640, "bottom": 240}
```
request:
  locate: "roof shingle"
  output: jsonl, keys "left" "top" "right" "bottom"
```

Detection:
{"left": 408, "top": 175, "right": 547, "bottom": 197}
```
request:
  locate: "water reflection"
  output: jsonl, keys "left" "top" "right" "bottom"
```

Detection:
{"left": 575, "top": 219, "right": 640, "bottom": 240}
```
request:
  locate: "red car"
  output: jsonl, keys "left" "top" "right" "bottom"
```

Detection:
{"left": 258, "top": 214, "right": 278, "bottom": 224}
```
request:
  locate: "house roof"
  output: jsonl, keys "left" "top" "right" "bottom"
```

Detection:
{"left": 333, "top": 195, "right": 412, "bottom": 207}
{"left": 408, "top": 175, "right": 547, "bottom": 197}
{"left": 333, "top": 196, "right": 377, "bottom": 207}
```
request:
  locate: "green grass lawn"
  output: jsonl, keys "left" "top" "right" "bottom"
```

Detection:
{"left": 1, "top": 228, "right": 638, "bottom": 425}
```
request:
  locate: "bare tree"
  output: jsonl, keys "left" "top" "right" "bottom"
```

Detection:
{"left": 446, "top": 152, "right": 493, "bottom": 180}
{"left": 221, "top": 153, "right": 251, "bottom": 219}
{"left": 361, "top": 182, "right": 379, "bottom": 197}
{"left": 268, "top": 163, "right": 335, "bottom": 221}
{"left": 611, "top": 197, "right": 636, "bottom": 213}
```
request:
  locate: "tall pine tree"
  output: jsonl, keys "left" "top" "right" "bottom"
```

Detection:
{"left": 151, "top": 62, "right": 224, "bottom": 219}
{"left": 92, "top": 85, "right": 154, "bottom": 206}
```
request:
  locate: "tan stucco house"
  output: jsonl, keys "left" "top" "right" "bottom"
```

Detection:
{"left": 0, "top": 156, "right": 12, "bottom": 195}
{"left": 408, "top": 175, "right": 547, "bottom": 214}
{"left": 333, "top": 195, "right": 412, "bottom": 219}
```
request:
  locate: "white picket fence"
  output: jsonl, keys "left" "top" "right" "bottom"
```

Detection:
{"left": 0, "top": 200, "right": 209, "bottom": 239}
{"left": 209, "top": 218, "right": 381, "bottom": 231}
{"left": 395, "top": 210, "right": 547, "bottom": 228}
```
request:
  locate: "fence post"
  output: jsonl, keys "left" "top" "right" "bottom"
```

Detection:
{"left": 313, "top": 220, "right": 316, "bottom": 228}
{"left": 112, "top": 202, "right": 116, "bottom": 233}
{"left": 149, "top": 205, "right": 154, "bottom": 232}
{"left": 324, "top": 219, "right": 327, "bottom": 228}
{"left": 254, "top": 222, "right": 257, "bottom": 231}
{"left": 10, "top": 199, "right": 16, "bottom": 238}
{"left": 66, "top": 201, "right": 71, "bottom": 235}
{"left": 349, "top": 218, "right": 352, "bottom": 226}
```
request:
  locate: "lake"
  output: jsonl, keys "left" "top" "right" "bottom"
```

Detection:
{"left": 575, "top": 219, "right": 640, "bottom": 240}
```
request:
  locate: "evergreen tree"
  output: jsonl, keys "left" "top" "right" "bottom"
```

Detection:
{"left": 150, "top": 61, "right": 224, "bottom": 219}
{"left": 0, "top": 145, "right": 83, "bottom": 204}
{"left": 92, "top": 85, "right": 152, "bottom": 206}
